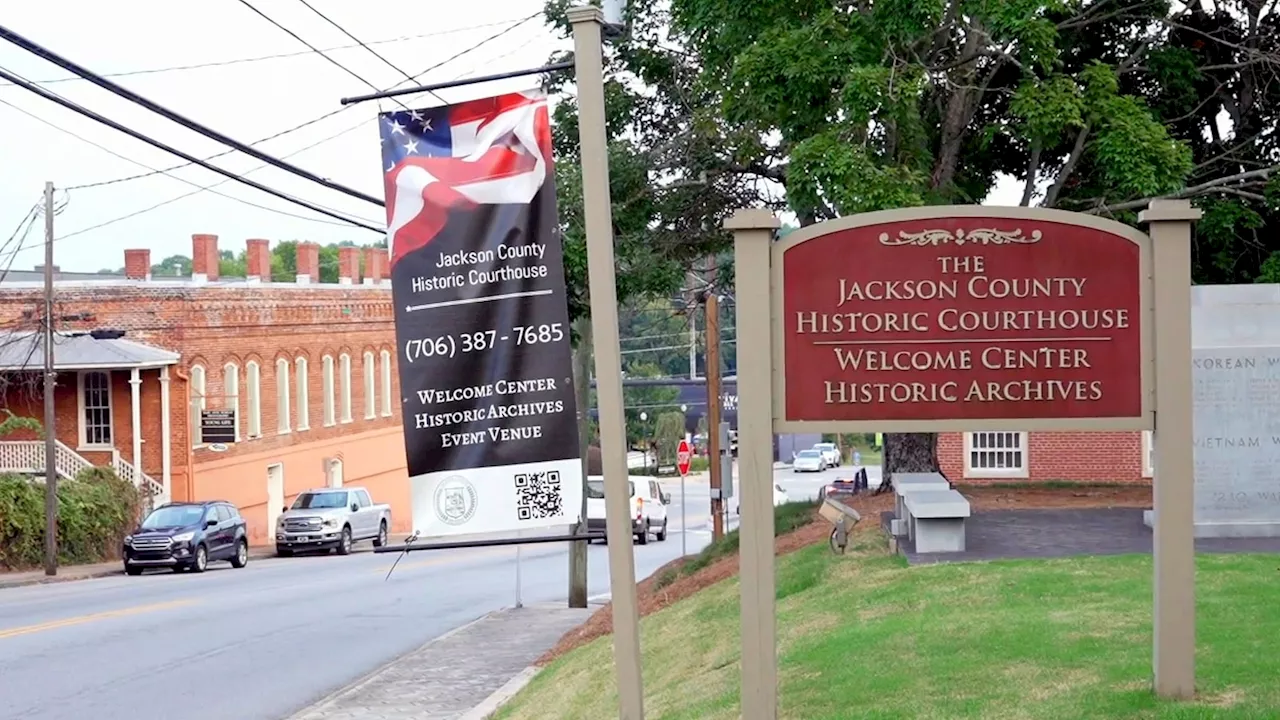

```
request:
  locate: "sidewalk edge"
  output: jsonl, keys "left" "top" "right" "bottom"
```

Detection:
{"left": 459, "top": 665, "right": 541, "bottom": 720}
{"left": 285, "top": 610, "right": 498, "bottom": 718}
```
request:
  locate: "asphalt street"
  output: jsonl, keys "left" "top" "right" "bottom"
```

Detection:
{"left": 0, "top": 480, "right": 718, "bottom": 720}
{"left": 0, "top": 464, "right": 875, "bottom": 720}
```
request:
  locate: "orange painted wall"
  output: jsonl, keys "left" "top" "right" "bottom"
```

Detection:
{"left": 190, "top": 426, "right": 411, "bottom": 545}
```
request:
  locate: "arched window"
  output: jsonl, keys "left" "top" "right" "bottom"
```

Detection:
{"left": 223, "top": 362, "right": 240, "bottom": 441}
{"left": 190, "top": 365, "right": 206, "bottom": 447}
{"left": 295, "top": 357, "right": 310, "bottom": 431}
{"left": 363, "top": 351, "right": 376, "bottom": 419}
{"left": 322, "top": 355, "right": 336, "bottom": 427}
{"left": 379, "top": 350, "right": 393, "bottom": 417}
{"left": 276, "top": 358, "right": 291, "bottom": 433}
{"left": 339, "top": 353, "right": 352, "bottom": 423}
{"left": 246, "top": 361, "right": 262, "bottom": 438}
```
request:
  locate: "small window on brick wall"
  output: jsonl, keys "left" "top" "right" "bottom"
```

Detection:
{"left": 322, "top": 355, "right": 336, "bottom": 427}
{"left": 379, "top": 350, "right": 393, "bottom": 417}
{"left": 189, "top": 365, "right": 205, "bottom": 448}
{"left": 296, "top": 357, "right": 310, "bottom": 431}
{"left": 223, "top": 363, "right": 240, "bottom": 441}
{"left": 339, "top": 353, "right": 353, "bottom": 423}
{"left": 363, "top": 351, "right": 376, "bottom": 419}
{"left": 964, "top": 431, "right": 1028, "bottom": 478}
{"left": 276, "top": 358, "right": 291, "bottom": 434}
{"left": 246, "top": 361, "right": 262, "bottom": 438}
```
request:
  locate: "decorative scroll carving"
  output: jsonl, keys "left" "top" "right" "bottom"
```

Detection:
{"left": 877, "top": 228, "right": 1043, "bottom": 247}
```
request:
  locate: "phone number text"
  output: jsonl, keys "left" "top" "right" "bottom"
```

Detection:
{"left": 403, "top": 323, "right": 566, "bottom": 363}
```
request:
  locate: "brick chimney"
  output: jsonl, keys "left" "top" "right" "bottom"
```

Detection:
{"left": 245, "top": 239, "right": 271, "bottom": 283}
{"left": 192, "top": 234, "right": 219, "bottom": 282}
{"left": 337, "top": 246, "right": 361, "bottom": 285}
{"left": 362, "top": 247, "right": 388, "bottom": 285}
{"left": 124, "top": 249, "right": 151, "bottom": 281}
{"left": 295, "top": 242, "right": 320, "bottom": 284}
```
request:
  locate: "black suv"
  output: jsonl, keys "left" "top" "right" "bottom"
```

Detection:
{"left": 123, "top": 501, "right": 249, "bottom": 575}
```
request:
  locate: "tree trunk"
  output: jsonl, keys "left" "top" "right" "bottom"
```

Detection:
{"left": 883, "top": 433, "right": 940, "bottom": 480}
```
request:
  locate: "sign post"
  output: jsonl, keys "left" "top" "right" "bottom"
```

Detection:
{"left": 727, "top": 202, "right": 1196, "bottom": 718}
{"left": 677, "top": 439, "right": 691, "bottom": 557}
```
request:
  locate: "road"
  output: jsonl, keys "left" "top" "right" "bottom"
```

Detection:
{"left": 0, "top": 480, "right": 717, "bottom": 720}
{"left": 0, "top": 465, "right": 877, "bottom": 720}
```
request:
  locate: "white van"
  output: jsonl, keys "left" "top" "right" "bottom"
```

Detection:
{"left": 585, "top": 475, "right": 670, "bottom": 545}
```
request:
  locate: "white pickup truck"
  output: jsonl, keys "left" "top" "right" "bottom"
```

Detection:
{"left": 585, "top": 475, "right": 670, "bottom": 545}
{"left": 275, "top": 486, "right": 391, "bottom": 556}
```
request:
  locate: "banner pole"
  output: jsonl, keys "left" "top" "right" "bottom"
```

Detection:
{"left": 515, "top": 545, "right": 523, "bottom": 609}
{"left": 568, "top": 6, "right": 645, "bottom": 719}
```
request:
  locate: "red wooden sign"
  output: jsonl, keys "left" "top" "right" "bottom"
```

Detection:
{"left": 781, "top": 217, "right": 1143, "bottom": 423}
{"left": 676, "top": 439, "right": 692, "bottom": 477}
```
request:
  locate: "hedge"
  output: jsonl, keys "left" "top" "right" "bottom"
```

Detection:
{"left": 0, "top": 467, "right": 141, "bottom": 570}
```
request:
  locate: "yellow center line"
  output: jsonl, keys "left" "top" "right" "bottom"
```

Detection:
{"left": 0, "top": 599, "right": 197, "bottom": 641}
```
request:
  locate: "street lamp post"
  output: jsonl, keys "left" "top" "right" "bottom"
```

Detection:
{"left": 639, "top": 411, "right": 648, "bottom": 470}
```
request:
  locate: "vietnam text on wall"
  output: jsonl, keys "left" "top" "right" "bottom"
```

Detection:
{"left": 378, "top": 90, "right": 582, "bottom": 537}
{"left": 781, "top": 218, "right": 1144, "bottom": 422}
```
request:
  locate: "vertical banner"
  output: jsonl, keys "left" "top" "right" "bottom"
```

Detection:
{"left": 378, "top": 90, "right": 582, "bottom": 537}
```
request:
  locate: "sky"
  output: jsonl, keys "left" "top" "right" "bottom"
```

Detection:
{"left": 0, "top": 0, "right": 1021, "bottom": 274}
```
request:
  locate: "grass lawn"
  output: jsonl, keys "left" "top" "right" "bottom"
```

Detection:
{"left": 497, "top": 527, "right": 1280, "bottom": 719}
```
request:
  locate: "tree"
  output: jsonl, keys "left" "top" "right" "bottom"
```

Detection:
{"left": 605, "top": 0, "right": 1278, "bottom": 476}
{"left": 622, "top": 362, "right": 680, "bottom": 447}
{"left": 0, "top": 410, "right": 41, "bottom": 438}
{"left": 653, "top": 411, "right": 687, "bottom": 467}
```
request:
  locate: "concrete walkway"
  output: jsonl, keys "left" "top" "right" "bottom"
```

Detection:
{"left": 285, "top": 604, "right": 592, "bottom": 720}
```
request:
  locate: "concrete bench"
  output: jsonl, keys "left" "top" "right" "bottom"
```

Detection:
{"left": 903, "top": 489, "right": 971, "bottom": 553}
{"left": 891, "top": 473, "right": 951, "bottom": 535}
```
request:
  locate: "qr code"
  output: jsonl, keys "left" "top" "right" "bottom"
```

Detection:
{"left": 514, "top": 471, "right": 563, "bottom": 520}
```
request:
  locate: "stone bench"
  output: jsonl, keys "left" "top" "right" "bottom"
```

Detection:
{"left": 891, "top": 473, "right": 952, "bottom": 535}
{"left": 903, "top": 489, "right": 971, "bottom": 553}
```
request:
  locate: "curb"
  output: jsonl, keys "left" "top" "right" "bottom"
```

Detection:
{"left": 458, "top": 665, "right": 541, "bottom": 720}
{"left": 1, "top": 544, "right": 278, "bottom": 590}
{"left": 285, "top": 611, "right": 497, "bottom": 719}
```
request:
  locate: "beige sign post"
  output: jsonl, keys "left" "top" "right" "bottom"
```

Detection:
{"left": 727, "top": 202, "right": 1198, "bottom": 718}
{"left": 568, "top": 6, "right": 645, "bottom": 720}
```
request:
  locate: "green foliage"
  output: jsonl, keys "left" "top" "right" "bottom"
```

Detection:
{"left": 1010, "top": 75, "right": 1084, "bottom": 143}
{"left": 0, "top": 410, "right": 43, "bottom": 439}
{"left": 0, "top": 467, "right": 141, "bottom": 570}
{"left": 622, "top": 362, "right": 679, "bottom": 447}
{"left": 652, "top": 412, "right": 686, "bottom": 466}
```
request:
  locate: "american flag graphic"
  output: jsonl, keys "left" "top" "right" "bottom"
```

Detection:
{"left": 378, "top": 90, "right": 553, "bottom": 268}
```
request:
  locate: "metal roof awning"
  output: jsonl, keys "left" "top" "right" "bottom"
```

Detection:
{"left": 0, "top": 331, "right": 180, "bottom": 371}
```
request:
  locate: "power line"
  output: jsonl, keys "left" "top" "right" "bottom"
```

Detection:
{"left": 0, "top": 96, "right": 379, "bottom": 231}
{"left": 48, "top": 27, "right": 547, "bottom": 239}
{"left": 292, "top": 0, "right": 445, "bottom": 103}
{"left": 0, "top": 23, "right": 385, "bottom": 207}
{"left": 0, "top": 19, "right": 527, "bottom": 86}
{"left": 0, "top": 64, "right": 383, "bottom": 233}
{"left": 233, "top": 0, "right": 408, "bottom": 110}
{"left": 60, "top": 12, "right": 543, "bottom": 192}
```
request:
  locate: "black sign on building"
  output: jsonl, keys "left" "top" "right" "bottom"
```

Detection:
{"left": 200, "top": 410, "right": 236, "bottom": 444}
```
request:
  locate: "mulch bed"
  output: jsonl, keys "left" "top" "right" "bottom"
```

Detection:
{"left": 536, "top": 483, "right": 1152, "bottom": 665}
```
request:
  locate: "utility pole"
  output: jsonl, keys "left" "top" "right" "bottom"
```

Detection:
{"left": 42, "top": 181, "right": 57, "bottom": 577}
{"left": 687, "top": 278, "right": 698, "bottom": 379}
{"left": 568, "top": 317, "right": 592, "bottom": 608}
{"left": 704, "top": 267, "right": 725, "bottom": 541}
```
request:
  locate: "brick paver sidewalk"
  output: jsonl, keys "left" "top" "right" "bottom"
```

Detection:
{"left": 287, "top": 604, "right": 592, "bottom": 720}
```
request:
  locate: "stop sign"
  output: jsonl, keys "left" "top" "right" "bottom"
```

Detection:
{"left": 676, "top": 439, "right": 692, "bottom": 477}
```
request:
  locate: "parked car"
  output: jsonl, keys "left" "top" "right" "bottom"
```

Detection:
{"left": 812, "top": 442, "right": 841, "bottom": 468}
{"left": 733, "top": 483, "right": 790, "bottom": 514}
{"left": 793, "top": 449, "right": 825, "bottom": 472}
{"left": 585, "top": 475, "right": 670, "bottom": 545}
{"left": 123, "top": 501, "right": 249, "bottom": 575}
{"left": 275, "top": 487, "right": 391, "bottom": 556}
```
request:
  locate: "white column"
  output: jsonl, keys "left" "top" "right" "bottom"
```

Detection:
{"left": 160, "top": 366, "right": 172, "bottom": 500}
{"left": 129, "top": 368, "right": 142, "bottom": 484}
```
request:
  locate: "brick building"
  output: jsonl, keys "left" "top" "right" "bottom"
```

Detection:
{"left": 936, "top": 430, "right": 1153, "bottom": 484}
{"left": 0, "top": 234, "right": 411, "bottom": 544}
